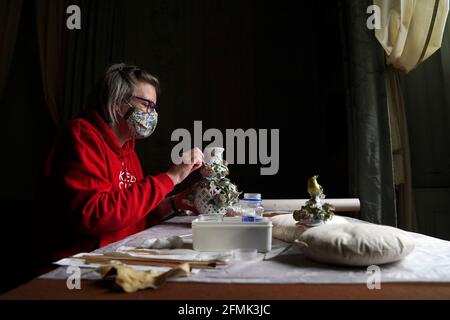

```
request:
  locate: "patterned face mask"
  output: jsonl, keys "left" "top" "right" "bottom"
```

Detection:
{"left": 125, "top": 104, "right": 158, "bottom": 139}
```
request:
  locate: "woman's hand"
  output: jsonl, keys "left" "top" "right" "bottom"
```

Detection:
{"left": 146, "top": 186, "right": 199, "bottom": 227}
{"left": 166, "top": 147, "right": 204, "bottom": 185}
{"left": 172, "top": 188, "right": 199, "bottom": 215}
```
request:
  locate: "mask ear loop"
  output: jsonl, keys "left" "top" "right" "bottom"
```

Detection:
{"left": 124, "top": 102, "right": 135, "bottom": 120}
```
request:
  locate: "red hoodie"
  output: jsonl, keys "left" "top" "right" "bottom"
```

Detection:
{"left": 43, "top": 109, "right": 174, "bottom": 258}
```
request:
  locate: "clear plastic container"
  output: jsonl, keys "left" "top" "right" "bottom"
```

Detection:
{"left": 192, "top": 217, "right": 272, "bottom": 252}
{"left": 239, "top": 193, "right": 264, "bottom": 222}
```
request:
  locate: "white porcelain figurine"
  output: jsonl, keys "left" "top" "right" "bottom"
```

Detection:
{"left": 193, "top": 147, "right": 241, "bottom": 216}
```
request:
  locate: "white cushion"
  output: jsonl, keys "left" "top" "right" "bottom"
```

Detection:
{"left": 297, "top": 223, "right": 415, "bottom": 266}
{"left": 270, "top": 214, "right": 349, "bottom": 243}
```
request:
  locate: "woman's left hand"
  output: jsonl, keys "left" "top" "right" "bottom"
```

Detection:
{"left": 172, "top": 188, "right": 199, "bottom": 215}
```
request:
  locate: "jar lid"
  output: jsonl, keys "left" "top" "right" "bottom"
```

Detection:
{"left": 243, "top": 193, "right": 261, "bottom": 201}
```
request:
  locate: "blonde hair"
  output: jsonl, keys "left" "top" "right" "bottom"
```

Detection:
{"left": 96, "top": 63, "right": 160, "bottom": 125}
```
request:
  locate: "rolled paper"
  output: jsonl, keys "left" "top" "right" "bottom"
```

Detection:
{"left": 141, "top": 236, "right": 184, "bottom": 249}
{"left": 141, "top": 238, "right": 157, "bottom": 248}
{"left": 167, "top": 236, "right": 184, "bottom": 249}
{"left": 152, "top": 238, "right": 172, "bottom": 249}
{"left": 262, "top": 198, "right": 360, "bottom": 212}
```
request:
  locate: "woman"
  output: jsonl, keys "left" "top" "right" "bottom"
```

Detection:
{"left": 40, "top": 63, "right": 203, "bottom": 261}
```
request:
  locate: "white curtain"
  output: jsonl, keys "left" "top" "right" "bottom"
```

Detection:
{"left": 375, "top": 0, "right": 449, "bottom": 73}
{"left": 385, "top": 67, "right": 417, "bottom": 229}
{"left": 374, "top": 0, "right": 449, "bottom": 230}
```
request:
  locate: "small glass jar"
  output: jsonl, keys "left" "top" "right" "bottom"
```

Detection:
{"left": 239, "top": 193, "right": 264, "bottom": 221}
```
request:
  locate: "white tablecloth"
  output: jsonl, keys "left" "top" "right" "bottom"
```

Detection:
{"left": 41, "top": 215, "right": 450, "bottom": 284}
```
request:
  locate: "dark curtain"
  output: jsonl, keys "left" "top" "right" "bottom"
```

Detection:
{"left": 399, "top": 18, "right": 450, "bottom": 239}
{"left": 63, "top": 0, "right": 129, "bottom": 123}
{"left": 36, "top": 0, "right": 69, "bottom": 125}
{"left": 340, "top": 0, "right": 397, "bottom": 226}
{"left": 0, "top": 0, "right": 23, "bottom": 98}
{"left": 0, "top": 0, "right": 55, "bottom": 293}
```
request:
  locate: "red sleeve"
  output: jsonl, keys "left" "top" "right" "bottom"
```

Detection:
{"left": 61, "top": 123, "right": 174, "bottom": 237}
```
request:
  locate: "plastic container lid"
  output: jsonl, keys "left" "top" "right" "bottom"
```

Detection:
{"left": 198, "top": 214, "right": 224, "bottom": 222}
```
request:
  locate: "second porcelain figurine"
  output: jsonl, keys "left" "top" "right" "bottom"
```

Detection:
{"left": 293, "top": 175, "right": 335, "bottom": 226}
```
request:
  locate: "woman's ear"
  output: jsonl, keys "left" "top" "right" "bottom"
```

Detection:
{"left": 116, "top": 102, "right": 128, "bottom": 118}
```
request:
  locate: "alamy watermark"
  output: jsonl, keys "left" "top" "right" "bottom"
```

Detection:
{"left": 66, "top": 266, "right": 81, "bottom": 290}
{"left": 367, "top": 5, "right": 381, "bottom": 30}
{"left": 66, "top": 5, "right": 381, "bottom": 34}
{"left": 366, "top": 265, "right": 381, "bottom": 290}
{"left": 171, "top": 121, "right": 280, "bottom": 175}
{"left": 66, "top": 5, "right": 81, "bottom": 30}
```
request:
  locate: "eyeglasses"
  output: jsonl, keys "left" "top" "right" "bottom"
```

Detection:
{"left": 131, "top": 95, "right": 159, "bottom": 112}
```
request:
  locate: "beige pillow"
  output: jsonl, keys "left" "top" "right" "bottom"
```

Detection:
{"left": 270, "top": 214, "right": 349, "bottom": 243}
{"left": 297, "top": 223, "right": 415, "bottom": 266}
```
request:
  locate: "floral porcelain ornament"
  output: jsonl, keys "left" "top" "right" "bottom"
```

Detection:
{"left": 293, "top": 175, "right": 335, "bottom": 226}
{"left": 192, "top": 147, "right": 241, "bottom": 217}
